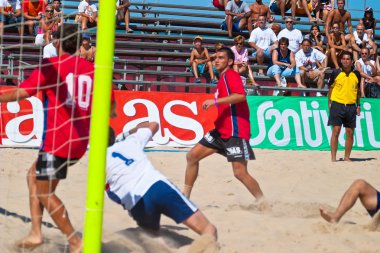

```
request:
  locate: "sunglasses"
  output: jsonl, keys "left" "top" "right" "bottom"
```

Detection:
{"left": 46, "top": 10, "right": 54, "bottom": 13}
{"left": 361, "top": 52, "right": 368, "bottom": 55}
{"left": 332, "top": 27, "right": 339, "bottom": 29}
{"left": 286, "top": 21, "right": 293, "bottom": 23}
{"left": 235, "top": 42, "right": 243, "bottom": 45}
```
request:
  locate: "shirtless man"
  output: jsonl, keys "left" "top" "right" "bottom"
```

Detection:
{"left": 325, "top": 0, "right": 352, "bottom": 41}
{"left": 248, "top": 0, "right": 274, "bottom": 34}
{"left": 190, "top": 36, "right": 217, "bottom": 84}
{"left": 79, "top": 36, "right": 96, "bottom": 62}
{"left": 269, "top": 0, "right": 297, "bottom": 20}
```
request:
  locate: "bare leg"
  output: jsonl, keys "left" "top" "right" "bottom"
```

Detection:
{"left": 301, "top": 0, "right": 315, "bottom": 21}
{"left": 183, "top": 143, "right": 216, "bottom": 198}
{"left": 279, "top": 0, "right": 286, "bottom": 19}
{"left": 256, "top": 52, "right": 265, "bottom": 75}
{"left": 182, "top": 210, "right": 217, "bottom": 238}
{"left": 295, "top": 74, "right": 306, "bottom": 88}
{"left": 207, "top": 61, "right": 215, "bottom": 80}
{"left": 320, "top": 179, "right": 379, "bottom": 223}
{"left": 36, "top": 180, "right": 82, "bottom": 253}
{"left": 124, "top": 8, "right": 132, "bottom": 31}
{"left": 247, "top": 65, "right": 258, "bottom": 86}
{"left": 330, "top": 48, "right": 339, "bottom": 69}
{"left": 344, "top": 127, "right": 354, "bottom": 161}
{"left": 16, "top": 162, "right": 44, "bottom": 249}
{"left": 0, "top": 22, "right": 3, "bottom": 36}
{"left": 330, "top": 125, "right": 341, "bottom": 162}
{"left": 192, "top": 62, "right": 199, "bottom": 78}
{"left": 317, "top": 72, "right": 325, "bottom": 89}
{"left": 232, "top": 161, "right": 264, "bottom": 200}
{"left": 226, "top": 15, "right": 233, "bottom": 38}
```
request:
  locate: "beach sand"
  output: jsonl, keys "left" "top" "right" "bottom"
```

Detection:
{"left": 1, "top": 147, "right": 379, "bottom": 253}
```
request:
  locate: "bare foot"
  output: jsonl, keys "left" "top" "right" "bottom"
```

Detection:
{"left": 16, "top": 233, "right": 43, "bottom": 250}
{"left": 319, "top": 207, "right": 339, "bottom": 223}
{"left": 368, "top": 210, "right": 380, "bottom": 231}
{"left": 344, "top": 158, "right": 352, "bottom": 162}
{"left": 69, "top": 237, "right": 83, "bottom": 253}
{"left": 257, "top": 198, "right": 271, "bottom": 213}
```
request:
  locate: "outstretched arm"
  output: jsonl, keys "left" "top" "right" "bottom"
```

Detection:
{"left": 116, "top": 121, "right": 159, "bottom": 142}
{"left": 0, "top": 88, "right": 30, "bottom": 103}
{"left": 202, "top": 93, "right": 246, "bottom": 110}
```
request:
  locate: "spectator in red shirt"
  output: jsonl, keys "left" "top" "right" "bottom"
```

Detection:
{"left": 22, "top": 0, "right": 46, "bottom": 35}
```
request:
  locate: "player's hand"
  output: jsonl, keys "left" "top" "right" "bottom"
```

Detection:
{"left": 202, "top": 99, "right": 215, "bottom": 111}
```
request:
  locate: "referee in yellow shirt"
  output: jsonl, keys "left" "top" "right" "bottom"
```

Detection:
{"left": 327, "top": 51, "right": 361, "bottom": 162}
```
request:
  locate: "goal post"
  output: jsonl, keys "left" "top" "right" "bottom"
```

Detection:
{"left": 83, "top": 1, "right": 116, "bottom": 252}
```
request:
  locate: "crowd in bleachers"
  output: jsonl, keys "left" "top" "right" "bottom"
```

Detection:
{"left": 1, "top": 0, "right": 380, "bottom": 97}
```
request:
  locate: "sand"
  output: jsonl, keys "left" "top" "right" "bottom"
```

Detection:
{"left": 0, "top": 147, "right": 380, "bottom": 253}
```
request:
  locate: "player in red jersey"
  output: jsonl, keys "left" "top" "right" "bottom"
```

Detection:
{"left": 183, "top": 47, "right": 267, "bottom": 209}
{"left": 0, "top": 23, "right": 114, "bottom": 252}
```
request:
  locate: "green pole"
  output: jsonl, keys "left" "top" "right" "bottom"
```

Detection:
{"left": 83, "top": 0, "right": 116, "bottom": 252}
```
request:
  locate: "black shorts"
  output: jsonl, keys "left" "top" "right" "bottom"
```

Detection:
{"left": 327, "top": 101, "right": 357, "bottom": 128}
{"left": 36, "top": 152, "right": 78, "bottom": 180}
{"left": 199, "top": 129, "right": 255, "bottom": 162}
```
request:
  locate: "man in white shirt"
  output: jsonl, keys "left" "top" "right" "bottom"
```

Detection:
{"left": 295, "top": 38, "right": 327, "bottom": 96}
{"left": 76, "top": 0, "right": 97, "bottom": 30}
{"left": 105, "top": 121, "right": 218, "bottom": 248}
{"left": 248, "top": 14, "right": 278, "bottom": 76}
{"left": 354, "top": 47, "right": 378, "bottom": 97}
{"left": 221, "top": 0, "right": 251, "bottom": 38}
{"left": 0, "top": 0, "right": 22, "bottom": 35}
{"left": 350, "top": 24, "right": 377, "bottom": 61}
{"left": 43, "top": 31, "right": 57, "bottom": 58}
{"left": 277, "top": 17, "right": 303, "bottom": 53}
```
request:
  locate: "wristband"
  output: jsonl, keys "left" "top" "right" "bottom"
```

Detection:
{"left": 214, "top": 98, "right": 219, "bottom": 108}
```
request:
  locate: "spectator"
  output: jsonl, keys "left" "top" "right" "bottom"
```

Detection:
{"left": 248, "top": 15, "right": 278, "bottom": 76}
{"left": 350, "top": 24, "right": 377, "bottom": 61}
{"left": 359, "top": 7, "right": 376, "bottom": 39}
{"left": 248, "top": 0, "right": 274, "bottom": 34}
{"left": 52, "top": 0, "right": 62, "bottom": 24}
{"left": 43, "top": 30, "right": 57, "bottom": 58}
{"left": 295, "top": 38, "right": 327, "bottom": 96}
{"left": 0, "top": 0, "right": 23, "bottom": 36}
{"left": 76, "top": 0, "right": 97, "bottom": 30}
{"left": 22, "top": 0, "right": 46, "bottom": 35}
{"left": 35, "top": 5, "right": 58, "bottom": 46}
{"left": 221, "top": 0, "right": 251, "bottom": 38}
{"left": 319, "top": 0, "right": 334, "bottom": 22}
{"left": 304, "top": 24, "right": 327, "bottom": 53}
{"left": 325, "top": 0, "right": 352, "bottom": 41}
{"left": 116, "top": 0, "right": 133, "bottom": 33}
{"left": 267, "top": 37, "right": 306, "bottom": 96}
{"left": 295, "top": 0, "right": 321, "bottom": 22}
{"left": 190, "top": 36, "right": 217, "bottom": 84}
{"left": 79, "top": 35, "right": 96, "bottom": 62}
{"left": 277, "top": 17, "right": 303, "bottom": 53}
{"left": 327, "top": 22, "right": 349, "bottom": 69}
{"left": 269, "top": 0, "right": 296, "bottom": 20}
{"left": 231, "top": 35, "right": 258, "bottom": 86}
{"left": 354, "top": 48, "right": 377, "bottom": 98}
{"left": 213, "top": 0, "right": 230, "bottom": 11}
{"left": 320, "top": 179, "right": 380, "bottom": 224}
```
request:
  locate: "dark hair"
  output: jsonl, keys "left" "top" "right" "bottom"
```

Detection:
{"left": 360, "top": 47, "right": 370, "bottom": 54}
{"left": 108, "top": 127, "right": 115, "bottom": 147}
{"left": 54, "top": 23, "right": 80, "bottom": 55}
{"left": 301, "top": 38, "right": 312, "bottom": 45}
{"left": 278, "top": 37, "right": 289, "bottom": 46}
{"left": 218, "top": 47, "right": 235, "bottom": 66}
{"left": 309, "top": 24, "right": 320, "bottom": 33}
{"left": 341, "top": 51, "right": 353, "bottom": 60}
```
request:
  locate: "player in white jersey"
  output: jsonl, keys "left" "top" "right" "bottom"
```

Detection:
{"left": 105, "top": 121, "right": 217, "bottom": 242}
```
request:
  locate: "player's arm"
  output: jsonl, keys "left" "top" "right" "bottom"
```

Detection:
{"left": 115, "top": 122, "right": 159, "bottom": 142}
{"left": 0, "top": 88, "right": 30, "bottom": 103}
{"left": 203, "top": 93, "right": 246, "bottom": 110}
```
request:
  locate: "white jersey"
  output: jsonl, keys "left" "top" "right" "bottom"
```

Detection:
{"left": 295, "top": 48, "right": 326, "bottom": 69}
{"left": 355, "top": 58, "right": 375, "bottom": 76}
{"left": 78, "top": 0, "right": 97, "bottom": 15}
{"left": 277, "top": 28, "right": 303, "bottom": 53}
{"left": 106, "top": 128, "right": 166, "bottom": 210}
{"left": 248, "top": 27, "right": 278, "bottom": 50}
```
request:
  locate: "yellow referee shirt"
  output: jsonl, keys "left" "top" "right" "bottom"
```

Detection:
{"left": 329, "top": 68, "right": 361, "bottom": 105}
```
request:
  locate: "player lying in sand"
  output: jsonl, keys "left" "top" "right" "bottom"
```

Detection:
{"left": 320, "top": 179, "right": 380, "bottom": 225}
{"left": 105, "top": 121, "right": 218, "bottom": 251}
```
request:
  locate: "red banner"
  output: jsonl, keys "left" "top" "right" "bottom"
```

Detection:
{"left": 0, "top": 87, "right": 217, "bottom": 147}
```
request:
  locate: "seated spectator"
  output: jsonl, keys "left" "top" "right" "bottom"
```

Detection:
{"left": 190, "top": 36, "right": 217, "bottom": 84}
{"left": 213, "top": 0, "right": 230, "bottom": 11}
{"left": 269, "top": 0, "right": 296, "bottom": 20}
{"left": 221, "top": 0, "right": 251, "bottom": 38}
{"left": 43, "top": 30, "right": 57, "bottom": 58}
{"left": 248, "top": 15, "right": 278, "bottom": 76}
{"left": 304, "top": 24, "right": 327, "bottom": 53}
{"left": 0, "top": 0, "right": 23, "bottom": 36}
{"left": 319, "top": 0, "right": 334, "bottom": 22}
{"left": 324, "top": 0, "right": 353, "bottom": 41}
{"left": 267, "top": 37, "right": 306, "bottom": 96}
{"left": 79, "top": 35, "right": 96, "bottom": 62}
{"left": 359, "top": 7, "right": 376, "bottom": 39}
{"left": 76, "top": 0, "right": 97, "bottom": 30}
{"left": 295, "top": 38, "right": 328, "bottom": 96}
{"left": 295, "top": 0, "right": 321, "bottom": 22}
{"left": 248, "top": 0, "right": 274, "bottom": 34}
{"left": 231, "top": 35, "right": 258, "bottom": 86}
{"left": 35, "top": 5, "right": 58, "bottom": 46}
{"left": 354, "top": 48, "right": 378, "bottom": 98}
{"left": 327, "top": 22, "right": 350, "bottom": 69}
{"left": 350, "top": 24, "right": 377, "bottom": 61}
{"left": 376, "top": 55, "right": 380, "bottom": 74}
{"left": 22, "top": 0, "right": 46, "bottom": 35}
{"left": 116, "top": 0, "right": 133, "bottom": 33}
{"left": 277, "top": 17, "right": 303, "bottom": 53}
{"left": 52, "top": 0, "right": 62, "bottom": 24}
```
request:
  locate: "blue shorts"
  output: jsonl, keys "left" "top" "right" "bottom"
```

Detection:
{"left": 190, "top": 63, "right": 206, "bottom": 75}
{"left": 252, "top": 47, "right": 271, "bottom": 59}
{"left": 0, "top": 15, "right": 22, "bottom": 25}
{"left": 269, "top": 2, "right": 280, "bottom": 13}
{"left": 367, "top": 191, "right": 380, "bottom": 217}
{"left": 130, "top": 180, "right": 197, "bottom": 231}
{"left": 221, "top": 19, "right": 242, "bottom": 32}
